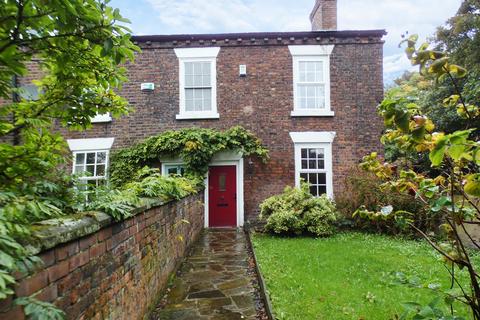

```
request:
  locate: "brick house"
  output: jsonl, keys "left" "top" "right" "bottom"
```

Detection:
{"left": 22, "top": 0, "right": 386, "bottom": 227}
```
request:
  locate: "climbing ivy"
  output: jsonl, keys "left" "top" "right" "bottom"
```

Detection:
{"left": 109, "top": 126, "right": 269, "bottom": 187}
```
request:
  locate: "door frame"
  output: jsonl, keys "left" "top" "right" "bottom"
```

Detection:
{"left": 204, "top": 151, "right": 244, "bottom": 228}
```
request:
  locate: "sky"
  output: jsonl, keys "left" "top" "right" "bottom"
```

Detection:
{"left": 111, "top": 0, "right": 462, "bottom": 84}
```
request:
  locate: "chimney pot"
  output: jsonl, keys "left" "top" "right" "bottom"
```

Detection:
{"left": 310, "top": 0, "right": 337, "bottom": 31}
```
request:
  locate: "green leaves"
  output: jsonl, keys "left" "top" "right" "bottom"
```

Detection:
{"left": 109, "top": 126, "right": 269, "bottom": 188}
{"left": 0, "top": 0, "right": 140, "bottom": 135}
{"left": 400, "top": 297, "right": 466, "bottom": 320}
{"left": 0, "top": 270, "right": 15, "bottom": 299}
{"left": 398, "top": 34, "right": 469, "bottom": 93}
{"left": 73, "top": 167, "right": 200, "bottom": 221}
{"left": 259, "top": 182, "right": 337, "bottom": 237}
{"left": 464, "top": 174, "right": 480, "bottom": 197}
{"left": 15, "top": 297, "right": 66, "bottom": 320}
{"left": 102, "top": 38, "right": 114, "bottom": 56}
{"left": 0, "top": 0, "right": 140, "bottom": 311}
{"left": 429, "top": 130, "right": 475, "bottom": 167}
{"left": 429, "top": 136, "right": 448, "bottom": 166}
{"left": 395, "top": 109, "right": 411, "bottom": 132}
{"left": 368, "top": 13, "right": 480, "bottom": 320}
{"left": 431, "top": 196, "right": 451, "bottom": 213}
{"left": 447, "top": 64, "right": 467, "bottom": 78}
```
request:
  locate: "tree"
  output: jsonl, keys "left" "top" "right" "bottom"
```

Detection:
{"left": 384, "top": 2, "right": 480, "bottom": 178}
{"left": 0, "top": 0, "right": 137, "bottom": 317}
{"left": 356, "top": 34, "right": 480, "bottom": 318}
{"left": 435, "top": 0, "right": 480, "bottom": 71}
{"left": 434, "top": 0, "right": 480, "bottom": 135}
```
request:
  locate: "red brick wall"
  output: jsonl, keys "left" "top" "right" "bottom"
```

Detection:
{"left": 0, "top": 193, "right": 204, "bottom": 320}
{"left": 7, "top": 35, "right": 384, "bottom": 222}
{"left": 57, "top": 36, "right": 384, "bottom": 221}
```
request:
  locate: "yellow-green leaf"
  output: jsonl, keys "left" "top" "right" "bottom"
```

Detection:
{"left": 465, "top": 174, "right": 480, "bottom": 197}
{"left": 429, "top": 136, "right": 448, "bottom": 166}
{"left": 448, "top": 64, "right": 467, "bottom": 78}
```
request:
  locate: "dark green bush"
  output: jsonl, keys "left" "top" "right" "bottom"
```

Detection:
{"left": 259, "top": 183, "right": 337, "bottom": 237}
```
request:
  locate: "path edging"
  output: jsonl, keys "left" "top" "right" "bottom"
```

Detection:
{"left": 246, "top": 231, "right": 275, "bottom": 320}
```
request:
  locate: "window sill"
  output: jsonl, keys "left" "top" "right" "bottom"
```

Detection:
{"left": 176, "top": 112, "right": 220, "bottom": 120}
{"left": 91, "top": 113, "right": 112, "bottom": 123}
{"left": 291, "top": 110, "right": 335, "bottom": 117}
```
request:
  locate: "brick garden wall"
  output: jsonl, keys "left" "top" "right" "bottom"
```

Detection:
{"left": 0, "top": 192, "right": 204, "bottom": 320}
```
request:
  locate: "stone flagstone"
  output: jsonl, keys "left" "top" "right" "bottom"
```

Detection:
{"left": 151, "top": 230, "right": 258, "bottom": 320}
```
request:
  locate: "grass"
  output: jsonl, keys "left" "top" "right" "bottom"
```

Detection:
{"left": 251, "top": 232, "right": 476, "bottom": 320}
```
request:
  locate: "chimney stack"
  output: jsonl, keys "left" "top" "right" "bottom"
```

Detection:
{"left": 310, "top": 0, "right": 337, "bottom": 31}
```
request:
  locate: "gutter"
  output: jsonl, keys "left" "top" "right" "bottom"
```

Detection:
{"left": 132, "top": 29, "right": 387, "bottom": 43}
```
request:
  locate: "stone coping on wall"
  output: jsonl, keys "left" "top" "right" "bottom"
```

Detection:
{"left": 25, "top": 197, "right": 183, "bottom": 255}
{"left": 1, "top": 191, "right": 206, "bottom": 320}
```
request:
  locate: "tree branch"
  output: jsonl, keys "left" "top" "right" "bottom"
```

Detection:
{"left": 0, "top": 0, "right": 25, "bottom": 54}
{"left": 409, "top": 223, "right": 469, "bottom": 268}
{"left": 443, "top": 65, "right": 474, "bottom": 122}
{"left": 0, "top": 98, "right": 62, "bottom": 137}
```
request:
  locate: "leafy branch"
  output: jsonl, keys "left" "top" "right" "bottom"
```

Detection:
{"left": 357, "top": 34, "right": 480, "bottom": 318}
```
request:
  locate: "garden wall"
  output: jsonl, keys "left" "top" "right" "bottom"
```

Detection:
{"left": 0, "top": 192, "right": 205, "bottom": 320}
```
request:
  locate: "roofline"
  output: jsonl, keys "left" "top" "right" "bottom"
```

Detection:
{"left": 131, "top": 30, "right": 387, "bottom": 43}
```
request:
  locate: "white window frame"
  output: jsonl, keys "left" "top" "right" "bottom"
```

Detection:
{"left": 289, "top": 45, "right": 335, "bottom": 117}
{"left": 174, "top": 47, "right": 220, "bottom": 120}
{"left": 161, "top": 162, "right": 185, "bottom": 176}
{"left": 72, "top": 150, "right": 110, "bottom": 187}
{"left": 91, "top": 113, "right": 112, "bottom": 123}
{"left": 290, "top": 132, "right": 335, "bottom": 198}
{"left": 67, "top": 138, "right": 114, "bottom": 185}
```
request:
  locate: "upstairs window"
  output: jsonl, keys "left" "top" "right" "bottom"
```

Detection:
{"left": 19, "top": 84, "right": 40, "bottom": 101}
{"left": 174, "top": 47, "right": 220, "bottom": 120}
{"left": 289, "top": 45, "right": 334, "bottom": 117}
{"left": 184, "top": 62, "right": 212, "bottom": 112}
{"left": 297, "top": 61, "right": 325, "bottom": 109}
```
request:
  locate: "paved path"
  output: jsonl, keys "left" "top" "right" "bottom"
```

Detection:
{"left": 152, "top": 230, "right": 258, "bottom": 320}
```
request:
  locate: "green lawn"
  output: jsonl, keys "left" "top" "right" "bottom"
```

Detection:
{"left": 251, "top": 232, "right": 474, "bottom": 320}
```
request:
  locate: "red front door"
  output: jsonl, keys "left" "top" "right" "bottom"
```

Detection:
{"left": 208, "top": 166, "right": 237, "bottom": 227}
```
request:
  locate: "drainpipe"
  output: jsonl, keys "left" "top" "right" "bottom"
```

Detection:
{"left": 11, "top": 74, "right": 20, "bottom": 145}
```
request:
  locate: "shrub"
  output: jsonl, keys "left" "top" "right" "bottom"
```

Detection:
{"left": 259, "top": 183, "right": 337, "bottom": 237}
{"left": 73, "top": 167, "right": 200, "bottom": 221}
{"left": 123, "top": 167, "right": 200, "bottom": 200}
{"left": 335, "top": 167, "right": 435, "bottom": 235}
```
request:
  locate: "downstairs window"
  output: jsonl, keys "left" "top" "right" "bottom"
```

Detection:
{"left": 290, "top": 132, "right": 335, "bottom": 198}
{"left": 67, "top": 138, "right": 114, "bottom": 188}
{"left": 73, "top": 151, "right": 109, "bottom": 188}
